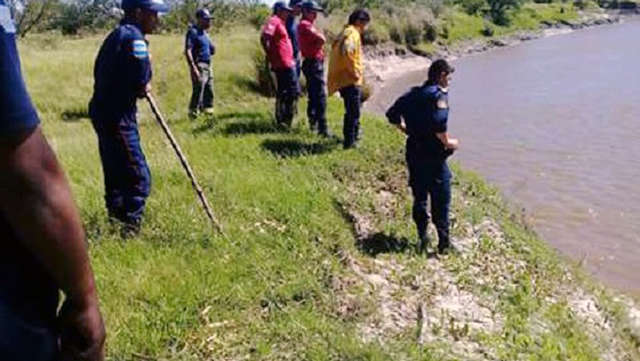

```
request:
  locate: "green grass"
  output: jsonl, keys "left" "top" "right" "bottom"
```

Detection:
{"left": 18, "top": 27, "right": 640, "bottom": 360}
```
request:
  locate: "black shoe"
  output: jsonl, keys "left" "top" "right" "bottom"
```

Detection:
{"left": 416, "top": 236, "right": 430, "bottom": 255}
{"left": 309, "top": 122, "right": 318, "bottom": 132}
{"left": 343, "top": 140, "right": 358, "bottom": 149}
{"left": 437, "top": 243, "right": 460, "bottom": 256}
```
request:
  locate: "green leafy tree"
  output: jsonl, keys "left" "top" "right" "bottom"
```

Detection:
{"left": 487, "top": 0, "right": 522, "bottom": 25}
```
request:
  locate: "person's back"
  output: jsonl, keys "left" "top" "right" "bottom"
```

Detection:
{"left": 90, "top": 21, "right": 151, "bottom": 118}
{"left": 388, "top": 83, "right": 452, "bottom": 162}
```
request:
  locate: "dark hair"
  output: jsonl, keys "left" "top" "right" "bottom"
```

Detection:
{"left": 348, "top": 9, "right": 370, "bottom": 25}
{"left": 427, "top": 59, "right": 454, "bottom": 84}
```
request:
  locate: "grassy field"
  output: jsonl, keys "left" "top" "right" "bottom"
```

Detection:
{"left": 18, "top": 26, "right": 640, "bottom": 360}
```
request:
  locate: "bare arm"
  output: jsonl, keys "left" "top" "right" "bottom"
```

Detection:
{"left": 184, "top": 47, "right": 200, "bottom": 80}
{"left": 436, "top": 132, "right": 459, "bottom": 150}
{"left": 0, "top": 126, "right": 105, "bottom": 360}
{"left": 260, "top": 33, "right": 271, "bottom": 55}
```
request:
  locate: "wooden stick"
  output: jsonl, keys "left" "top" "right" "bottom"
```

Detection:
{"left": 145, "top": 93, "right": 224, "bottom": 234}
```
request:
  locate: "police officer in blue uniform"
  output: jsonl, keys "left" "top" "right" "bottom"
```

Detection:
{"left": 89, "top": 0, "right": 168, "bottom": 234}
{"left": 1, "top": 1, "right": 105, "bottom": 359}
{"left": 286, "top": 0, "right": 302, "bottom": 77}
{"left": 386, "top": 59, "right": 460, "bottom": 255}
{"left": 185, "top": 8, "right": 216, "bottom": 117}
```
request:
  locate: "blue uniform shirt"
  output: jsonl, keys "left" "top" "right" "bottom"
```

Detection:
{"left": 386, "top": 82, "right": 451, "bottom": 161}
{"left": 90, "top": 19, "right": 152, "bottom": 117}
{"left": 1, "top": 2, "right": 60, "bottom": 358}
{"left": 0, "top": 1, "right": 39, "bottom": 135}
{"left": 185, "top": 24, "right": 214, "bottom": 64}
{"left": 286, "top": 16, "right": 299, "bottom": 58}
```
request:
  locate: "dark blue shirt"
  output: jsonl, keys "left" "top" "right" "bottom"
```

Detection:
{"left": 386, "top": 83, "right": 451, "bottom": 161}
{"left": 1, "top": 0, "right": 59, "bottom": 354}
{"left": 286, "top": 16, "right": 299, "bottom": 58}
{"left": 185, "top": 24, "right": 214, "bottom": 64}
{"left": 90, "top": 20, "right": 152, "bottom": 118}
{"left": 0, "top": 1, "right": 39, "bottom": 135}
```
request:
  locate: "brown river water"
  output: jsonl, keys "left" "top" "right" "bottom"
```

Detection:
{"left": 366, "top": 19, "right": 640, "bottom": 293}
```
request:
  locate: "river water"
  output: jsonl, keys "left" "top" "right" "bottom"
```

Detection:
{"left": 367, "top": 19, "right": 640, "bottom": 293}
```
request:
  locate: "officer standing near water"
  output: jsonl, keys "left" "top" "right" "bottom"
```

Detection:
{"left": 1, "top": 0, "right": 105, "bottom": 358}
{"left": 385, "top": 59, "right": 460, "bottom": 255}
{"left": 89, "top": 0, "right": 168, "bottom": 234}
{"left": 297, "top": 0, "right": 329, "bottom": 136}
{"left": 185, "top": 8, "right": 216, "bottom": 118}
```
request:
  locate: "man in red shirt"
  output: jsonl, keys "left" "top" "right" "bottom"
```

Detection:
{"left": 261, "top": 1, "right": 299, "bottom": 127}
{"left": 297, "top": 0, "right": 329, "bottom": 136}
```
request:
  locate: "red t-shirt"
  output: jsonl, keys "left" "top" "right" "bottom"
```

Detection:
{"left": 261, "top": 15, "right": 294, "bottom": 70}
{"left": 297, "top": 19, "right": 325, "bottom": 60}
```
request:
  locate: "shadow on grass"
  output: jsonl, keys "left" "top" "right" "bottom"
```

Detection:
{"left": 61, "top": 108, "right": 89, "bottom": 122}
{"left": 192, "top": 111, "right": 276, "bottom": 135}
{"left": 261, "top": 138, "right": 339, "bottom": 158}
{"left": 356, "top": 232, "right": 410, "bottom": 256}
{"left": 229, "top": 73, "right": 264, "bottom": 94}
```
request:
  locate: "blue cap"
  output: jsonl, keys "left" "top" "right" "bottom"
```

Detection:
{"left": 289, "top": 0, "right": 303, "bottom": 7}
{"left": 195, "top": 8, "right": 211, "bottom": 19}
{"left": 121, "top": 0, "right": 169, "bottom": 13}
{"left": 273, "top": 1, "right": 292, "bottom": 12}
{"left": 301, "top": 0, "right": 323, "bottom": 12}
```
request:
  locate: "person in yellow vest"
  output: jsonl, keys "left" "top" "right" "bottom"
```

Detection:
{"left": 328, "top": 9, "right": 370, "bottom": 149}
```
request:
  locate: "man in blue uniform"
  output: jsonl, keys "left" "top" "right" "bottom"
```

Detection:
{"left": 89, "top": 0, "right": 168, "bottom": 234}
{"left": 185, "top": 8, "right": 215, "bottom": 118}
{"left": 286, "top": 0, "right": 302, "bottom": 77}
{"left": 386, "top": 59, "right": 460, "bottom": 255}
{"left": 1, "top": 1, "right": 105, "bottom": 359}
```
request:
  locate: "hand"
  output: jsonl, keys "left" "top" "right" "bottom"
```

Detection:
{"left": 447, "top": 138, "right": 459, "bottom": 150}
{"left": 138, "top": 83, "right": 151, "bottom": 98}
{"left": 191, "top": 68, "right": 201, "bottom": 83}
{"left": 58, "top": 297, "right": 106, "bottom": 361}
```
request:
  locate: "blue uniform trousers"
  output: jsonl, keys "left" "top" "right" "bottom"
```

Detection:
{"left": 91, "top": 110, "right": 151, "bottom": 226}
{"left": 407, "top": 156, "right": 451, "bottom": 247}
{"left": 274, "top": 67, "right": 299, "bottom": 127}
{"left": 339, "top": 85, "right": 362, "bottom": 148}
{"left": 302, "top": 58, "right": 328, "bottom": 134}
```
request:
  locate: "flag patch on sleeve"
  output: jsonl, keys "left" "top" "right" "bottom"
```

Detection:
{"left": 132, "top": 39, "right": 148, "bottom": 59}
{"left": 0, "top": 5, "right": 16, "bottom": 34}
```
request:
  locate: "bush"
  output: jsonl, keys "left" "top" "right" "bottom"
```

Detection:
{"left": 252, "top": 50, "right": 276, "bottom": 97}
{"left": 457, "top": 0, "right": 489, "bottom": 14}
{"left": 403, "top": 21, "right": 422, "bottom": 45}
{"left": 482, "top": 21, "right": 495, "bottom": 36}
{"left": 249, "top": 6, "right": 270, "bottom": 30}
{"left": 388, "top": 22, "right": 404, "bottom": 43}
{"left": 487, "top": 0, "right": 523, "bottom": 25}
{"left": 363, "top": 22, "right": 391, "bottom": 45}
{"left": 423, "top": 22, "right": 438, "bottom": 42}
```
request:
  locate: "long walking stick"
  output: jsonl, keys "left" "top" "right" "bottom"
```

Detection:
{"left": 145, "top": 93, "right": 224, "bottom": 234}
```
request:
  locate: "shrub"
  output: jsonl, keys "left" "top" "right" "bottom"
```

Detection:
{"left": 252, "top": 50, "right": 276, "bottom": 97}
{"left": 249, "top": 6, "right": 271, "bottom": 30}
{"left": 482, "top": 21, "right": 495, "bottom": 36}
{"left": 457, "top": 0, "right": 489, "bottom": 14}
{"left": 423, "top": 22, "right": 438, "bottom": 42}
{"left": 363, "top": 22, "right": 391, "bottom": 45}
{"left": 487, "top": 0, "right": 523, "bottom": 25}
{"left": 389, "top": 22, "right": 404, "bottom": 43}
{"left": 403, "top": 21, "right": 422, "bottom": 45}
